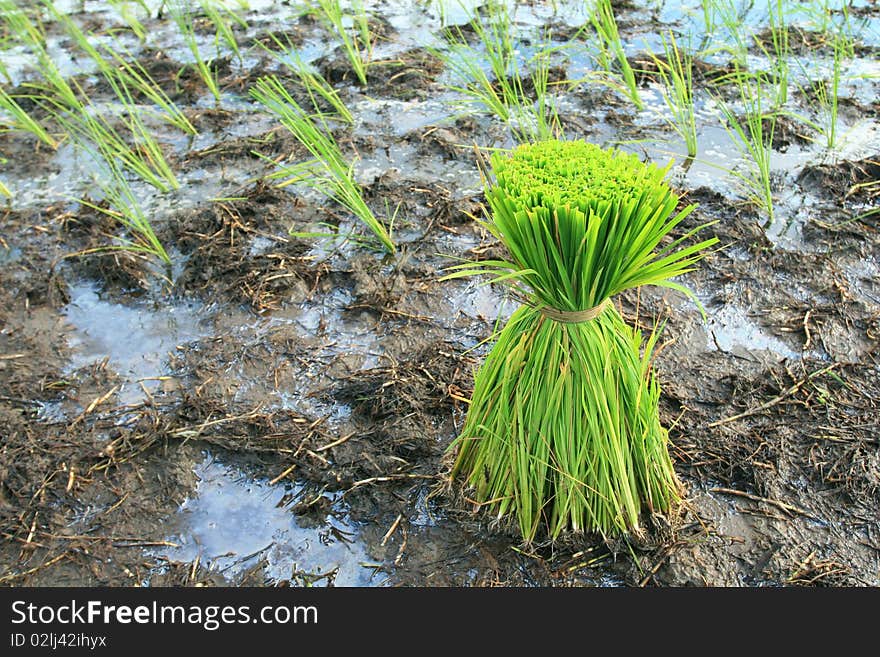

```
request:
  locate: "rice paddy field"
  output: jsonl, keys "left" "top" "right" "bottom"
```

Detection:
{"left": 1, "top": 0, "right": 878, "bottom": 587}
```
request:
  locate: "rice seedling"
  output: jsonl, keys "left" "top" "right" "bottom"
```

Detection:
{"left": 0, "top": 160, "right": 10, "bottom": 198}
{"left": 648, "top": 33, "right": 697, "bottom": 159}
{"left": 801, "top": 34, "right": 844, "bottom": 151}
{"left": 167, "top": 0, "right": 222, "bottom": 101}
{"left": 0, "top": 85, "right": 58, "bottom": 147}
{"left": 431, "top": 0, "right": 562, "bottom": 143}
{"left": 3, "top": 1, "right": 178, "bottom": 191}
{"left": 714, "top": 0, "right": 751, "bottom": 65}
{"left": 1, "top": 1, "right": 88, "bottom": 112}
{"left": 313, "top": 0, "right": 374, "bottom": 87}
{"left": 99, "top": 42, "right": 198, "bottom": 135}
{"left": 793, "top": 13, "right": 854, "bottom": 152}
{"left": 699, "top": 0, "right": 717, "bottom": 50}
{"left": 43, "top": 89, "right": 180, "bottom": 193}
{"left": 250, "top": 75, "right": 395, "bottom": 253}
{"left": 198, "top": 0, "right": 247, "bottom": 64}
{"left": 47, "top": 2, "right": 197, "bottom": 135}
{"left": 26, "top": 61, "right": 180, "bottom": 192}
{"left": 0, "top": 0, "right": 43, "bottom": 49}
{"left": 765, "top": 0, "right": 791, "bottom": 109}
{"left": 444, "top": 140, "right": 717, "bottom": 542}
{"left": 799, "top": 0, "right": 856, "bottom": 58}
{"left": 256, "top": 32, "right": 353, "bottom": 123}
{"left": 589, "top": 0, "right": 644, "bottom": 110}
{"left": 107, "top": 0, "right": 149, "bottom": 41}
{"left": 716, "top": 68, "right": 777, "bottom": 222}
{"left": 77, "top": 156, "right": 172, "bottom": 267}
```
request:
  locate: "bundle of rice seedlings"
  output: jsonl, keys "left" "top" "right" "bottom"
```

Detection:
{"left": 445, "top": 140, "right": 717, "bottom": 543}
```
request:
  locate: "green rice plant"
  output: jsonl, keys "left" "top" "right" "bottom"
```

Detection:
{"left": 313, "top": 0, "right": 374, "bottom": 87}
{"left": 198, "top": 0, "right": 247, "bottom": 64}
{"left": 167, "top": 0, "right": 222, "bottom": 101}
{"left": 256, "top": 32, "right": 353, "bottom": 123}
{"left": 100, "top": 42, "right": 198, "bottom": 135}
{"left": 107, "top": 0, "right": 149, "bottom": 41}
{"left": 32, "top": 68, "right": 180, "bottom": 194}
{"left": 793, "top": 21, "right": 852, "bottom": 151}
{"left": 1, "top": 2, "right": 87, "bottom": 113}
{"left": 431, "top": 1, "right": 561, "bottom": 143}
{"left": 713, "top": 0, "right": 751, "bottom": 65}
{"left": 699, "top": 0, "right": 717, "bottom": 51}
{"left": 3, "top": 1, "right": 178, "bottom": 191}
{"left": 0, "top": 160, "right": 10, "bottom": 198}
{"left": 716, "top": 68, "right": 776, "bottom": 222}
{"left": 589, "top": 0, "right": 644, "bottom": 110}
{"left": 798, "top": 0, "right": 856, "bottom": 58}
{"left": 46, "top": 2, "right": 196, "bottom": 135}
{"left": 444, "top": 140, "right": 717, "bottom": 542}
{"left": 806, "top": 34, "right": 843, "bottom": 151}
{"left": 0, "top": 85, "right": 58, "bottom": 147}
{"left": 765, "top": 0, "right": 790, "bottom": 109}
{"left": 250, "top": 75, "right": 394, "bottom": 253}
{"left": 836, "top": 1, "right": 856, "bottom": 59}
{"left": 0, "top": 0, "right": 44, "bottom": 49}
{"left": 78, "top": 157, "right": 171, "bottom": 267}
{"left": 0, "top": 0, "right": 78, "bottom": 107}
{"left": 648, "top": 33, "right": 697, "bottom": 158}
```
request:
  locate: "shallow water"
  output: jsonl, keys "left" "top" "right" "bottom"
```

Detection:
{"left": 703, "top": 303, "right": 801, "bottom": 361}
{"left": 155, "top": 452, "right": 377, "bottom": 586}
{"left": 63, "top": 281, "right": 209, "bottom": 403}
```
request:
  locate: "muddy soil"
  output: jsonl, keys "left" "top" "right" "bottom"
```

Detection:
{"left": 1, "top": 1, "right": 878, "bottom": 587}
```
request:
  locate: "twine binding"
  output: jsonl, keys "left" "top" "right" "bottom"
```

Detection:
{"left": 538, "top": 298, "right": 611, "bottom": 324}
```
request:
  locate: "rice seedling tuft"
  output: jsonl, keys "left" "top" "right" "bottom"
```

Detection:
{"left": 794, "top": 22, "right": 852, "bottom": 152}
{"left": 167, "top": 0, "right": 223, "bottom": 101}
{"left": 766, "top": 0, "right": 791, "bottom": 110}
{"left": 712, "top": 0, "right": 751, "bottom": 65}
{"left": 38, "top": 83, "right": 181, "bottom": 193}
{"left": 431, "top": 0, "right": 562, "bottom": 143}
{"left": 107, "top": 0, "right": 150, "bottom": 41}
{"left": 251, "top": 75, "right": 394, "bottom": 253}
{"left": 313, "top": 0, "right": 375, "bottom": 87}
{"left": 0, "top": 159, "right": 10, "bottom": 198}
{"left": 648, "top": 32, "right": 697, "bottom": 159}
{"left": 589, "top": 0, "right": 644, "bottom": 110}
{"left": 256, "top": 32, "right": 353, "bottom": 124}
{"left": 444, "top": 140, "right": 717, "bottom": 542}
{"left": 198, "top": 0, "right": 247, "bottom": 65}
{"left": 47, "top": 2, "right": 197, "bottom": 136}
{"left": 716, "top": 67, "right": 777, "bottom": 223}
{"left": 699, "top": 0, "right": 718, "bottom": 51}
{"left": 5, "top": 1, "right": 179, "bottom": 191}
{"left": 77, "top": 156, "right": 172, "bottom": 268}
{"left": 0, "top": 85, "right": 58, "bottom": 147}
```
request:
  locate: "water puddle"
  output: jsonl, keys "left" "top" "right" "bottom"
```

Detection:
{"left": 449, "top": 279, "right": 516, "bottom": 324}
{"left": 63, "top": 282, "right": 208, "bottom": 403}
{"left": 154, "top": 453, "right": 376, "bottom": 586}
{"left": 703, "top": 303, "right": 800, "bottom": 361}
{"left": 0, "top": 244, "right": 23, "bottom": 265}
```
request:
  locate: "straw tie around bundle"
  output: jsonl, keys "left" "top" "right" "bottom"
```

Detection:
{"left": 537, "top": 298, "right": 611, "bottom": 324}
